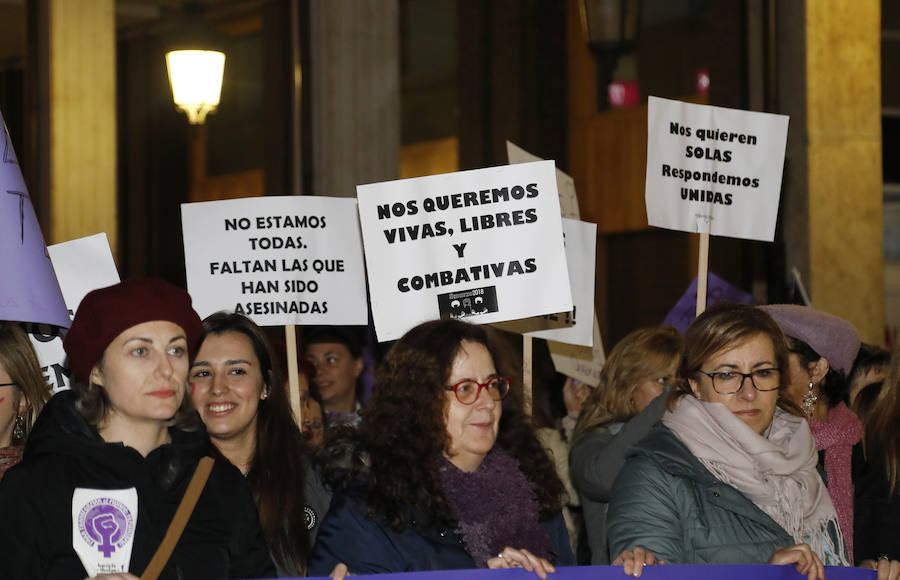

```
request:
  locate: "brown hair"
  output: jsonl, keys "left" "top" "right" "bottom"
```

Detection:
{"left": 673, "top": 303, "right": 799, "bottom": 416}
{"left": 198, "top": 312, "right": 310, "bottom": 575}
{"left": 324, "top": 319, "right": 563, "bottom": 531}
{"left": 0, "top": 323, "right": 50, "bottom": 444}
{"left": 574, "top": 326, "right": 682, "bottom": 439}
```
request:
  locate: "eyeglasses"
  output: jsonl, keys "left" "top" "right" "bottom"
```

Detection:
{"left": 0, "top": 382, "right": 16, "bottom": 388}
{"left": 697, "top": 368, "right": 781, "bottom": 395}
{"left": 445, "top": 376, "right": 511, "bottom": 405}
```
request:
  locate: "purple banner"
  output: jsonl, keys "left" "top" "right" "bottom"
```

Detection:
{"left": 0, "top": 110, "right": 69, "bottom": 328}
{"left": 304, "top": 565, "right": 873, "bottom": 580}
{"left": 663, "top": 272, "right": 756, "bottom": 335}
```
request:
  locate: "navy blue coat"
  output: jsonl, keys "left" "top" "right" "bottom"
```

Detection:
{"left": 308, "top": 485, "right": 575, "bottom": 575}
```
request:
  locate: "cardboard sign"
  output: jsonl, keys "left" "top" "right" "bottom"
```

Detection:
{"left": 494, "top": 218, "right": 596, "bottom": 347}
{"left": 26, "top": 233, "right": 120, "bottom": 393}
{"left": 645, "top": 96, "right": 789, "bottom": 242}
{"left": 72, "top": 487, "right": 137, "bottom": 576}
{"left": 181, "top": 196, "right": 367, "bottom": 326}
{"left": 506, "top": 141, "right": 580, "bottom": 219}
{"left": 357, "top": 160, "right": 572, "bottom": 342}
{"left": 548, "top": 311, "right": 606, "bottom": 387}
{"left": 0, "top": 110, "right": 69, "bottom": 328}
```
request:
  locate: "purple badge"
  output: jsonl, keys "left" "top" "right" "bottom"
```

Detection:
{"left": 77, "top": 497, "right": 135, "bottom": 558}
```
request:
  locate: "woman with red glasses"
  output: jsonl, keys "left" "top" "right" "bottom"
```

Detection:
{"left": 309, "top": 318, "right": 574, "bottom": 578}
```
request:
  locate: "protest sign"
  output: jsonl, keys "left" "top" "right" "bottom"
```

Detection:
{"left": 26, "top": 233, "right": 120, "bottom": 392}
{"left": 181, "top": 196, "right": 368, "bottom": 326}
{"left": 357, "top": 160, "right": 572, "bottom": 342}
{"left": 0, "top": 110, "right": 69, "bottom": 329}
{"left": 548, "top": 311, "right": 606, "bottom": 387}
{"left": 494, "top": 218, "right": 596, "bottom": 347}
{"left": 506, "top": 141, "right": 580, "bottom": 219}
{"left": 305, "top": 565, "right": 872, "bottom": 580}
{"left": 662, "top": 272, "right": 756, "bottom": 335}
{"left": 646, "top": 96, "right": 788, "bottom": 242}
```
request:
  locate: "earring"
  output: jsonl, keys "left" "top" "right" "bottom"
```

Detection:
{"left": 802, "top": 380, "right": 818, "bottom": 417}
{"left": 12, "top": 414, "right": 25, "bottom": 443}
{"left": 261, "top": 386, "right": 270, "bottom": 400}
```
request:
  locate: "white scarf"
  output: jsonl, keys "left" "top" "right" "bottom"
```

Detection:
{"left": 662, "top": 396, "right": 849, "bottom": 566}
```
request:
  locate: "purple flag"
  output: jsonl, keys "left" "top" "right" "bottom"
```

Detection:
{"left": 0, "top": 110, "right": 69, "bottom": 328}
{"left": 663, "top": 272, "right": 756, "bottom": 335}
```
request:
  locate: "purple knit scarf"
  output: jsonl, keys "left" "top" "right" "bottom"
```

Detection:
{"left": 438, "top": 447, "right": 553, "bottom": 567}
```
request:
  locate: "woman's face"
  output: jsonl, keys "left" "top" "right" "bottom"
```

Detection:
{"left": 91, "top": 320, "right": 188, "bottom": 427}
{"left": 0, "top": 363, "right": 25, "bottom": 447}
{"left": 784, "top": 352, "right": 815, "bottom": 407}
{"left": 303, "top": 342, "right": 363, "bottom": 408}
{"left": 689, "top": 333, "right": 780, "bottom": 435}
{"left": 190, "top": 331, "right": 266, "bottom": 442}
{"left": 301, "top": 397, "right": 324, "bottom": 449}
{"left": 444, "top": 340, "right": 502, "bottom": 472}
{"left": 631, "top": 362, "right": 678, "bottom": 415}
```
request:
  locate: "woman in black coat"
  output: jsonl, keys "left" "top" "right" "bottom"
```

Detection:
{"left": 0, "top": 278, "right": 275, "bottom": 580}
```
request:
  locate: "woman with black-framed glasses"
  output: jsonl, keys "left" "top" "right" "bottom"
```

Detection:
{"left": 308, "top": 318, "right": 574, "bottom": 578}
{"left": 607, "top": 303, "right": 852, "bottom": 580}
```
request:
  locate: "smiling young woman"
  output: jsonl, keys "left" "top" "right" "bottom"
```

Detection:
{"left": 190, "top": 312, "right": 330, "bottom": 577}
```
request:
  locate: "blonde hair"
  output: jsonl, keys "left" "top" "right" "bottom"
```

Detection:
{"left": 574, "top": 326, "right": 682, "bottom": 438}
{"left": 863, "top": 341, "right": 900, "bottom": 492}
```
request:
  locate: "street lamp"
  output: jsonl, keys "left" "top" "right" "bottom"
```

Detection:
{"left": 578, "top": 0, "right": 640, "bottom": 110}
{"left": 166, "top": 49, "right": 225, "bottom": 125}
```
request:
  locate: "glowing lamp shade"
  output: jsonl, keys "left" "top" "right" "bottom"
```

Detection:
{"left": 166, "top": 49, "right": 225, "bottom": 124}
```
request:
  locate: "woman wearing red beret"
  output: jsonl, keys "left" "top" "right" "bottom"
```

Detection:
{"left": 0, "top": 278, "right": 275, "bottom": 580}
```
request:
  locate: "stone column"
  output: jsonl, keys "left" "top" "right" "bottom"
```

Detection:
{"left": 309, "top": 0, "right": 400, "bottom": 198}
{"left": 779, "top": 0, "right": 883, "bottom": 343}
{"left": 30, "top": 0, "right": 117, "bottom": 250}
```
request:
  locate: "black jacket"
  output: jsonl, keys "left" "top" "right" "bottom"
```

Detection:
{"left": 0, "top": 390, "right": 275, "bottom": 580}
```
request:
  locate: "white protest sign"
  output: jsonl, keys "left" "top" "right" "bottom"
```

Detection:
{"left": 27, "top": 233, "right": 120, "bottom": 393}
{"left": 506, "top": 141, "right": 580, "bottom": 219}
{"left": 548, "top": 311, "right": 606, "bottom": 387}
{"left": 357, "top": 160, "right": 572, "bottom": 342}
{"left": 645, "top": 96, "right": 789, "bottom": 242}
{"left": 72, "top": 487, "right": 137, "bottom": 576}
{"left": 494, "top": 218, "right": 596, "bottom": 347}
{"left": 181, "top": 196, "right": 367, "bottom": 326}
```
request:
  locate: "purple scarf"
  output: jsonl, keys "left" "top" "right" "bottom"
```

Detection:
{"left": 438, "top": 447, "right": 553, "bottom": 567}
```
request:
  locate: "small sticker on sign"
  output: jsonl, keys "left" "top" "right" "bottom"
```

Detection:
{"left": 438, "top": 286, "right": 499, "bottom": 319}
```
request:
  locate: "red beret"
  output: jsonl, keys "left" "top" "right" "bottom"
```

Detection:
{"left": 63, "top": 278, "right": 202, "bottom": 384}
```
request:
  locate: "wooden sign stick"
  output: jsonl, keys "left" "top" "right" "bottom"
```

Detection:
{"left": 285, "top": 324, "right": 303, "bottom": 425}
{"left": 696, "top": 232, "right": 710, "bottom": 316}
{"left": 523, "top": 334, "right": 533, "bottom": 416}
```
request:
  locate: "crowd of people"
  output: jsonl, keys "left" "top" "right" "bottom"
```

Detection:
{"left": 0, "top": 277, "right": 899, "bottom": 579}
